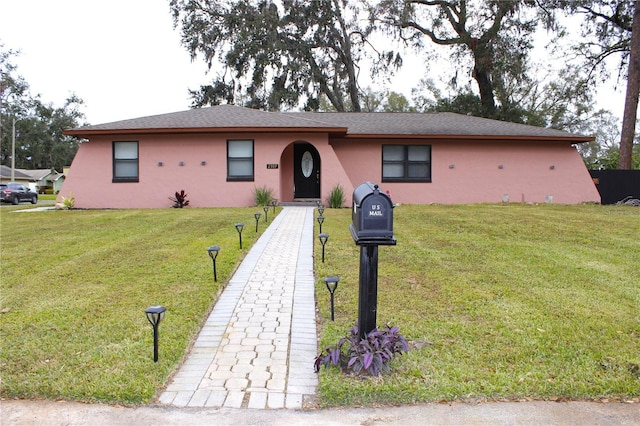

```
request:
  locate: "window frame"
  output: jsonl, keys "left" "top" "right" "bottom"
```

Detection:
{"left": 381, "top": 144, "right": 432, "bottom": 183}
{"left": 112, "top": 141, "right": 139, "bottom": 183}
{"left": 227, "top": 139, "right": 255, "bottom": 182}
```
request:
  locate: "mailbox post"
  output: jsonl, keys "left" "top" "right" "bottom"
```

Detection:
{"left": 350, "top": 182, "right": 396, "bottom": 339}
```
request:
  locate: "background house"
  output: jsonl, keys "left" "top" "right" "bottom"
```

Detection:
{"left": 0, "top": 165, "right": 33, "bottom": 188}
{"left": 0, "top": 166, "right": 65, "bottom": 193}
{"left": 60, "top": 105, "right": 600, "bottom": 208}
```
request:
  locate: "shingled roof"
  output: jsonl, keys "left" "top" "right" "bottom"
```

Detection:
{"left": 284, "top": 111, "right": 589, "bottom": 140}
{"left": 65, "top": 104, "right": 592, "bottom": 142}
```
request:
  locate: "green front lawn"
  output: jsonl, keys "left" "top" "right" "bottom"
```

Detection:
{"left": 313, "top": 204, "right": 640, "bottom": 405}
{"left": 0, "top": 207, "right": 266, "bottom": 403}
{"left": 0, "top": 204, "right": 638, "bottom": 405}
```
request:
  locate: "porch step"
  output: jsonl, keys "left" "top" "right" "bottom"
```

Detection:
{"left": 279, "top": 199, "right": 321, "bottom": 206}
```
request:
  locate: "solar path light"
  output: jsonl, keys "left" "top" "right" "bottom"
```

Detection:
{"left": 318, "top": 233, "right": 329, "bottom": 263}
{"left": 317, "top": 205, "right": 325, "bottom": 216}
{"left": 145, "top": 305, "right": 166, "bottom": 362}
{"left": 207, "top": 245, "right": 219, "bottom": 282}
{"left": 254, "top": 212, "right": 261, "bottom": 232}
{"left": 324, "top": 276, "right": 339, "bottom": 321}
{"left": 263, "top": 205, "right": 269, "bottom": 222}
{"left": 270, "top": 199, "right": 277, "bottom": 213}
{"left": 235, "top": 223, "right": 244, "bottom": 249}
{"left": 317, "top": 215, "right": 325, "bottom": 233}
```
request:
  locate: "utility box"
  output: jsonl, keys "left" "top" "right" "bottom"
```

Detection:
{"left": 350, "top": 182, "right": 396, "bottom": 245}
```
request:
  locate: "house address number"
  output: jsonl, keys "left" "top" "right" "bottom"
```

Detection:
{"left": 267, "top": 164, "right": 279, "bottom": 169}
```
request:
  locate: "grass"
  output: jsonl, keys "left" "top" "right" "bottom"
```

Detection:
{"left": 1, "top": 203, "right": 638, "bottom": 406}
{"left": 313, "top": 204, "right": 640, "bottom": 406}
{"left": 0, "top": 207, "right": 272, "bottom": 404}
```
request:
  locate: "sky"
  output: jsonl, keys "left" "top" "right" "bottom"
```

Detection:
{"left": 0, "top": 0, "right": 627, "bottom": 126}
{"left": 1, "top": 0, "right": 208, "bottom": 124}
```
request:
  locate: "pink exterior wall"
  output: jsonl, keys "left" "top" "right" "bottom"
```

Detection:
{"left": 331, "top": 138, "right": 600, "bottom": 205}
{"left": 60, "top": 132, "right": 600, "bottom": 208}
{"left": 60, "top": 131, "right": 353, "bottom": 209}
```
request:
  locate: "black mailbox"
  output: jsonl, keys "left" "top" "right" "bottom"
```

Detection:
{"left": 350, "top": 182, "right": 396, "bottom": 245}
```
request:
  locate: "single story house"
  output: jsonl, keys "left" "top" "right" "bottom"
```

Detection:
{"left": 0, "top": 166, "right": 65, "bottom": 193}
{"left": 0, "top": 165, "right": 33, "bottom": 187}
{"left": 17, "top": 168, "right": 65, "bottom": 194}
{"left": 60, "top": 104, "right": 600, "bottom": 208}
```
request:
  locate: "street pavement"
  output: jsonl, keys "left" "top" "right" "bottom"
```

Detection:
{"left": 1, "top": 399, "right": 638, "bottom": 425}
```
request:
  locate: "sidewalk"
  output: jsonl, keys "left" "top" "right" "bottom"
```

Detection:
{"left": 158, "top": 206, "right": 318, "bottom": 409}
{"left": 2, "top": 399, "right": 638, "bottom": 425}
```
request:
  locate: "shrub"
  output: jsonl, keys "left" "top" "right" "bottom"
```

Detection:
{"left": 327, "top": 184, "right": 345, "bottom": 208}
{"left": 55, "top": 193, "right": 75, "bottom": 210}
{"left": 314, "top": 324, "right": 408, "bottom": 376}
{"left": 253, "top": 185, "right": 274, "bottom": 206}
{"left": 169, "top": 190, "right": 190, "bottom": 208}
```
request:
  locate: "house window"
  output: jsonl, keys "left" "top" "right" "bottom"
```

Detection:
{"left": 382, "top": 145, "right": 431, "bottom": 182}
{"left": 113, "top": 141, "right": 139, "bottom": 182}
{"left": 227, "top": 139, "right": 254, "bottom": 181}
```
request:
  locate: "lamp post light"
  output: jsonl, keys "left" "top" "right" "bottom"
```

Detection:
{"left": 317, "top": 215, "right": 325, "bottom": 233}
{"left": 317, "top": 205, "right": 325, "bottom": 216}
{"left": 324, "top": 276, "right": 339, "bottom": 321}
{"left": 254, "top": 212, "right": 261, "bottom": 232}
{"left": 270, "top": 199, "right": 277, "bottom": 214}
{"left": 145, "top": 305, "right": 166, "bottom": 362}
{"left": 11, "top": 118, "right": 16, "bottom": 181}
{"left": 263, "top": 205, "right": 269, "bottom": 222}
{"left": 235, "top": 223, "right": 244, "bottom": 249}
{"left": 207, "top": 245, "right": 219, "bottom": 282}
{"left": 318, "top": 233, "right": 329, "bottom": 263}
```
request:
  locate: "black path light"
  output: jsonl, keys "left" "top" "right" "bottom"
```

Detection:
{"left": 235, "top": 222, "right": 244, "bottom": 249}
{"left": 317, "top": 215, "right": 325, "bottom": 233}
{"left": 270, "top": 199, "right": 277, "bottom": 214}
{"left": 317, "top": 205, "right": 325, "bottom": 216}
{"left": 207, "top": 245, "right": 220, "bottom": 282}
{"left": 263, "top": 205, "right": 269, "bottom": 222}
{"left": 254, "top": 212, "right": 261, "bottom": 232}
{"left": 324, "top": 276, "right": 339, "bottom": 321}
{"left": 145, "top": 305, "right": 166, "bottom": 362}
{"left": 318, "top": 233, "right": 329, "bottom": 263}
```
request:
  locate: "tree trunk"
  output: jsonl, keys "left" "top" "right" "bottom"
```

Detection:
{"left": 473, "top": 66, "right": 497, "bottom": 117}
{"left": 618, "top": 0, "right": 640, "bottom": 170}
{"left": 472, "top": 41, "right": 497, "bottom": 117}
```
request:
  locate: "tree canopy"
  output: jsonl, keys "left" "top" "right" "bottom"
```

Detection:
{"left": 375, "top": 0, "right": 544, "bottom": 119}
{"left": 170, "top": 0, "right": 401, "bottom": 111}
{"left": 1, "top": 45, "right": 86, "bottom": 172}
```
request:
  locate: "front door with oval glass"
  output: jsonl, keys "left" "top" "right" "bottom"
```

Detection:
{"left": 293, "top": 143, "right": 320, "bottom": 199}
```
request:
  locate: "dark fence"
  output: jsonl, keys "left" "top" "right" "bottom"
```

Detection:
{"left": 589, "top": 170, "right": 640, "bottom": 205}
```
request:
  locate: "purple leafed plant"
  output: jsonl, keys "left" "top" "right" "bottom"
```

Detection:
{"left": 169, "top": 190, "right": 190, "bottom": 208}
{"left": 314, "top": 324, "right": 408, "bottom": 376}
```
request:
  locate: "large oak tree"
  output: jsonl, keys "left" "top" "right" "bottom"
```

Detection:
{"left": 375, "top": 0, "right": 541, "bottom": 118}
{"left": 549, "top": 0, "right": 638, "bottom": 169}
{"left": 170, "top": 0, "right": 400, "bottom": 111}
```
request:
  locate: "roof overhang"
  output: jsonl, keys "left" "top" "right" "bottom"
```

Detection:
{"left": 334, "top": 133, "right": 595, "bottom": 143}
{"left": 64, "top": 126, "right": 349, "bottom": 138}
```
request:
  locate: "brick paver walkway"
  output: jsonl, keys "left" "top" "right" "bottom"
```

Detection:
{"left": 159, "top": 207, "right": 317, "bottom": 409}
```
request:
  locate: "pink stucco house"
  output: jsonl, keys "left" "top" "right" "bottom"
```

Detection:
{"left": 60, "top": 104, "right": 600, "bottom": 208}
